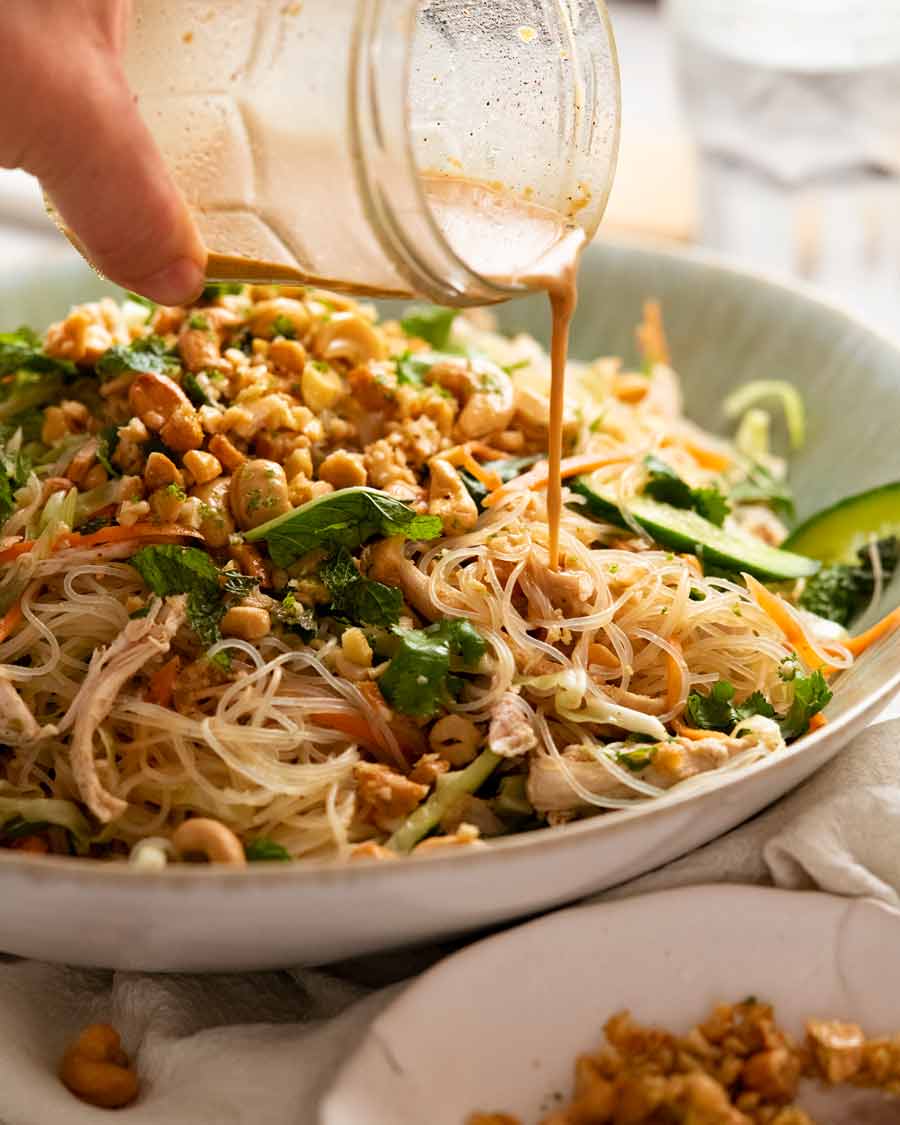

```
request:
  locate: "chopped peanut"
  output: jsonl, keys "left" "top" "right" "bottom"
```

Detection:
{"left": 182, "top": 449, "right": 222, "bottom": 485}
{"left": 318, "top": 449, "right": 367, "bottom": 489}
{"left": 208, "top": 433, "right": 246, "bottom": 471}
{"left": 221, "top": 605, "right": 271, "bottom": 640}
{"left": 144, "top": 451, "right": 184, "bottom": 491}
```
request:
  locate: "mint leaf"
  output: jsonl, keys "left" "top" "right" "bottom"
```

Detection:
{"left": 730, "top": 462, "right": 795, "bottom": 519}
{"left": 378, "top": 618, "right": 485, "bottom": 718}
{"left": 799, "top": 538, "right": 898, "bottom": 627}
{"left": 0, "top": 327, "right": 76, "bottom": 378}
{"left": 320, "top": 548, "right": 402, "bottom": 627}
{"left": 400, "top": 305, "right": 459, "bottom": 351}
{"left": 129, "top": 545, "right": 255, "bottom": 648}
{"left": 95, "top": 335, "right": 175, "bottom": 379}
{"left": 643, "top": 454, "right": 730, "bottom": 527}
{"left": 245, "top": 837, "right": 291, "bottom": 861}
{"left": 245, "top": 486, "right": 442, "bottom": 568}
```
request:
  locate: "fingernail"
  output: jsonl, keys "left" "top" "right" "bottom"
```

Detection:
{"left": 135, "top": 257, "right": 206, "bottom": 306}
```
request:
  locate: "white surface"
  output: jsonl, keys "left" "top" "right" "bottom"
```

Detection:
{"left": 5, "top": 717, "right": 900, "bottom": 1125}
{"left": 322, "top": 888, "right": 900, "bottom": 1125}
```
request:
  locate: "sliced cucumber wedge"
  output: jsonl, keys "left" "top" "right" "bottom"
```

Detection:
{"left": 572, "top": 474, "right": 819, "bottom": 582}
{"left": 782, "top": 482, "right": 900, "bottom": 565}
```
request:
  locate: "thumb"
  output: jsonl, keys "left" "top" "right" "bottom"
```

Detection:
{"left": 36, "top": 57, "right": 207, "bottom": 306}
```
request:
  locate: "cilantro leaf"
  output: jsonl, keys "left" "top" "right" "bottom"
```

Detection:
{"left": 245, "top": 837, "right": 291, "bottom": 861}
{"left": 378, "top": 618, "right": 485, "bottom": 718}
{"left": 274, "top": 592, "right": 317, "bottom": 637}
{"left": 129, "top": 545, "right": 255, "bottom": 648}
{"left": 319, "top": 548, "right": 402, "bottom": 627}
{"left": 643, "top": 455, "right": 730, "bottom": 527}
{"left": 95, "top": 335, "right": 175, "bottom": 379}
{"left": 400, "top": 305, "right": 459, "bottom": 351}
{"left": 685, "top": 680, "right": 776, "bottom": 731}
{"left": 799, "top": 538, "right": 898, "bottom": 627}
{"left": 779, "top": 670, "right": 832, "bottom": 740}
{"left": 244, "top": 486, "right": 442, "bottom": 568}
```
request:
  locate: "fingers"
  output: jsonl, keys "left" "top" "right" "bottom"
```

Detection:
{"left": 37, "top": 57, "right": 207, "bottom": 305}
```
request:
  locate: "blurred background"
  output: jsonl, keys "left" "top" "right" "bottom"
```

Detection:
{"left": 1, "top": 0, "right": 898, "bottom": 337}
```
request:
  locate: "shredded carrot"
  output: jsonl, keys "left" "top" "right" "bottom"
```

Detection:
{"left": 483, "top": 452, "right": 629, "bottom": 508}
{"left": 665, "top": 644, "right": 683, "bottom": 713}
{"left": 0, "top": 523, "right": 200, "bottom": 565}
{"left": 683, "top": 440, "right": 731, "bottom": 473}
{"left": 808, "top": 712, "right": 828, "bottom": 732}
{"left": 310, "top": 711, "right": 382, "bottom": 750}
{"left": 672, "top": 719, "right": 727, "bottom": 741}
{"left": 146, "top": 657, "right": 181, "bottom": 708}
{"left": 679, "top": 553, "right": 703, "bottom": 579}
{"left": 440, "top": 443, "right": 504, "bottom": 490}
{"left": 0, "top": 603, "right": 22, "bottom": 644}
{"left": 842, "top": 606, "right": 900, "bottom": 658}
{"left": 744, "top": 574, "right": 826, "bottom": 673}
{"left": 635, "top": 299, "right": 670, "bottom": 367}
{"left": 587, "top": 641, "right": 618, "bottom": 669}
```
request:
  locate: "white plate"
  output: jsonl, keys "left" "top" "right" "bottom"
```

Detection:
{"left": 1, "top": 243, "right": 900, "bottom": 970}
{"left": 321, "top": 886, "right": 900, "bottom": 1125}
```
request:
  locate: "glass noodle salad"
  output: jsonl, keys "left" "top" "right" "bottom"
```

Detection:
{"left": 0, "top": 287, "right": 896, "bottom": 866}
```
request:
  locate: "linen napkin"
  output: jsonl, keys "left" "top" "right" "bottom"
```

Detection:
{"left": 2, "top": 717, "right": 900, "bottom": 1125}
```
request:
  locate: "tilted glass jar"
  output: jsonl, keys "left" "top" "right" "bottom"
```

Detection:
{"left": 123, "top": 0, "right": 620, "bottom": 305}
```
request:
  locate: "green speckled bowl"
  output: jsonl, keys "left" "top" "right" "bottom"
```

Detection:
{"left": 1, "top": 240, "right": 898, "bottom": 971}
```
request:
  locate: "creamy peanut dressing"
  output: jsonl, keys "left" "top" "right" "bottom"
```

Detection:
{"left": 207, "top": 175, "right": 586, "bottom": 570}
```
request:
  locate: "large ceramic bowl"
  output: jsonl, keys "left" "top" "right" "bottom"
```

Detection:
{"left": 2, "top": 241, "right": 900, "bottom": 971}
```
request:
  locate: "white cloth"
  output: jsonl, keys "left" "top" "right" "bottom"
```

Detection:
{"left": 2, "top": 719, "right": 900, "bottom": 1125}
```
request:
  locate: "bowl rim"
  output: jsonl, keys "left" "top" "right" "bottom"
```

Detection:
{"left": 3, "top": 237, "right": 900, "bottom": 885}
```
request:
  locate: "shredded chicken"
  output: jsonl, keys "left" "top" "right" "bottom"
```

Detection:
{"left": 0, "top": 675, "right": 50, "bottom": 742}
{"left": 489, "top": 693, "right": 537, "bottom": 758}
{"left": 59, "top": 597, "right": 186, "bottom": 822}
{"left": 366, "top": 536, "right": 441, "bottom": 620}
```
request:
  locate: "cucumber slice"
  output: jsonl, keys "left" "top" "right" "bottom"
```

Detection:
{"left": 782, "top": 482, "right": 900, "bottom": 564}
{"left": 572, "top": 474, "right": 819, "bottom": 581}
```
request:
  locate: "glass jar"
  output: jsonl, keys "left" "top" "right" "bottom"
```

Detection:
{"left": 123, "top": 0, "right": 620, "bottom": 306}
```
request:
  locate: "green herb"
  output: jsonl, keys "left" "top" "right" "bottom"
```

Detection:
{"left": 128, "top": 605, "right": 150, "bottom": 619}
{"left": 387, "top": 748, "right": 501, "bottom": 853}
{"left": 0, "top": 794, "right": 91, "bottom": 853}
{"left": 642, "top": 454, "right": 730, "bottom": 527}
{"left": 95, "top": 335, "right": 175, "bottom": 379}
{"left": 221, "top": 571, "right": 258, "bottom": 597}
{"left": 162, "top": 482, "right": 186, "bottom": 500}
{"left": 129, "top": 545, "right": 255, "bottom": 647}
{"left": 501, "top": 359, "right": 530, "bottom": 375}
{"left": 589, "top": 414, "right": 606, "bottom": 433}
{"left": 188, "top": 313, "right": 210, "bottom": 331}
{"left": 685, "top": 681, "right": 776, "bottom": 731}
{"left": 779, "top": 670, "right": 832, "bottom": 740}
{"left": 378, "top": 618, "right": 485, "bottom": 718}
{"left": 399, "top": 305, "right": 459, "bottom": 351}
{"left": 319, "top": 548, "right": 402, "bottom": 627}
{"left": 183, "top": 372, "right": 211, "bottom": 407}
{"left": 78, "top": 513, "right": 115, "bottom": 536}
{"left": 729, "top": 462, "right": 795, "bottom": 519}
{"left": 459, "top": 454, "right": 541, "bottom": 510}
{"left": 0, "top": 439, "right": 31, "bottom": 525}
{"left": 245, "top": 486, "right": 442, "bottom": 568}
{"left": 123, "top": 291, "right": 158, "bottom": 311}
{"left": 201, "top": 282, "right": 244, "bottom": 300}
{"left": 799, "top": 538, "right": 898, "bottom": 627}
{"left": 245, "top": 837, "right": 291, "bottom": 861}
{"left": 685, "top": 672, "right": 830, "bottom": 740}
{"left": 275, "top": 592, "right": 317, "bottom": 637}
{"left": 0, "top": 326, "right": 76, "bottom": 378}
{"left": 96, "top": 425, "right": 120, "bottom": 477}
{"left": 689, "top": 587, "right": 706, "bottom": 601}
{"left": 271, "top": 314, "right": 296, "bottom": 339}
{"left": 615, "top": 745, "right": 657, "bottom": 772}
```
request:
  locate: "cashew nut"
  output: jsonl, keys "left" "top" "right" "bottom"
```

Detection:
{"left": 427, "top": 457, "right": 479, "bottom": 535}
{"left": 428, "top": 713, "right": 481, "bottom": 766}
{"left": 249, "top": 297, "right": 311, "bottom": 340}
{"left": 178, "top": 307, "right": 240, "bottom": 374}
{"left": 427, "top": 357, "right": 514, "bottom": 439}
{"left": 311, "top": 312, "right": 387, "bottom": 366}
{"left": 59, "top": 1024, "right": 139, "bottom": 1109}
{"left": 230, "top": 459, "right": 291, "bottom": 530}
{"left": 191, "top": 476, "right": 235, "bottom": 548}
{"left": 128, "top": 372, "right": 203, "bottom": 452}
{"left": 170, "top": 818, "right": 247, "bottom": 866}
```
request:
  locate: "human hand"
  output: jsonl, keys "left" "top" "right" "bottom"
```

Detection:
{"left": 1, "top": 0, "right": 206, "bottom": 304}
